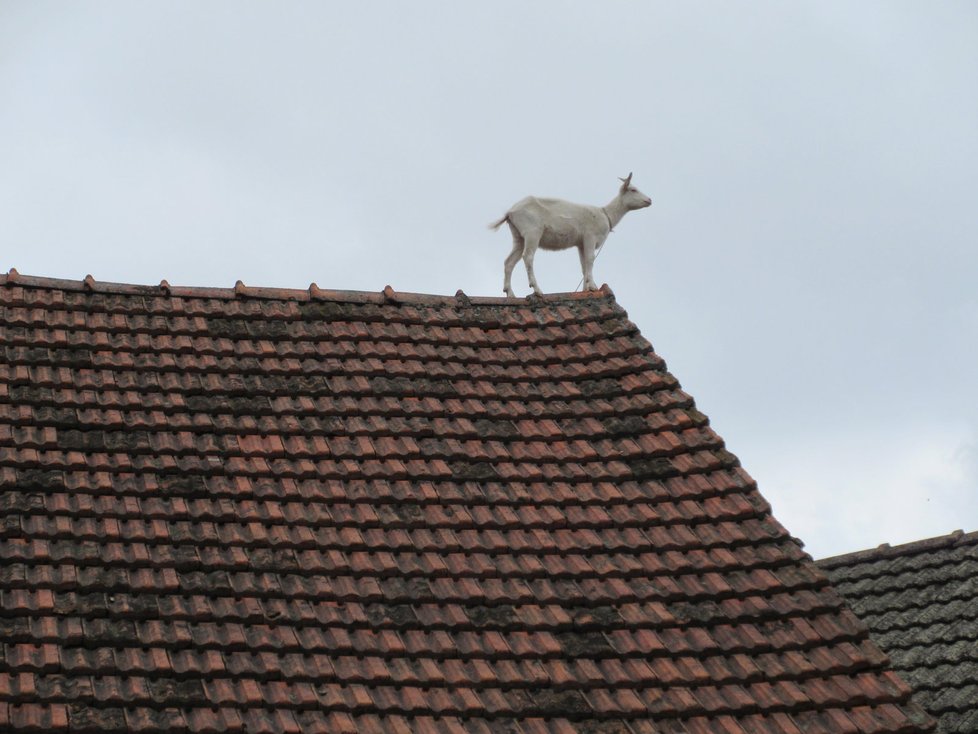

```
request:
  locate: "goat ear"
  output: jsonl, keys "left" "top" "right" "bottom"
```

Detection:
{"left": 618, "top": 172, "right": 633, "bottom": 190}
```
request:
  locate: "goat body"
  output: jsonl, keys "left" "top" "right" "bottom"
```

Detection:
{"left": 491, "top": 173, "right": 651, "bottom": 297}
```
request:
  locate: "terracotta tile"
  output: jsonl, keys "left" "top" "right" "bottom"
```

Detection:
{"left": 8, "top": 703, "right": 68, "bottom": 731}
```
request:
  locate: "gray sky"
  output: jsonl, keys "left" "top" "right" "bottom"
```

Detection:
{"left": 2, "top": 1, "right": 976, "bottom": 559}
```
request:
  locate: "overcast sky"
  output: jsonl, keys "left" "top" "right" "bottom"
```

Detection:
{"left": 2, "top": 2, "right": 976, "bottom": 559}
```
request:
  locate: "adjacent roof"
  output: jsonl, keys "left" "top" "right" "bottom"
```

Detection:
{"left": 0, "top": 271, "right": 933, "bottom": 733}
{"left": 819, "top": 529, "right": 978, "bottom": 734}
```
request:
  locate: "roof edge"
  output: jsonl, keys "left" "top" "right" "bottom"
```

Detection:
{"left": 1, "top": 269, "right": 616, "bottom": 306}
{"left": 817, "top": 528, "right": 978, "bottom": 568}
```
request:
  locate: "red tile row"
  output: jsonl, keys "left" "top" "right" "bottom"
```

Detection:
{"left": 0, "top": 287, "right": 624, "bottom": 329}
{"left": 6, "top": 595, "right": 852, "bottom": 662}
{"left": 2, "top": 426, "right": 720, "bottom": 467}
{"left": 22, "top": 461, "right": 755, "bottom": 502}
{"left": 0, "top": 671, "right": 914, "bottom": 722}
{"left": 4, "top": 507, "right": 784, "bottom": 555}
{"left": 1, "top": 405, "right": 706, "bottom": 456}
{"left": 0, "top": 555, "right": 809, "bottom": 616}
{"left": 0, "top": 447, "right": 738, "bottom": 486}
{"left": 0, "top": 472, "right": 762, "bottom": 520}
{"left": 4, "top": 354, "right": 653, "bottom": 397}
{"left": 0, "top": 496, "right": 769, "bottom": 555}
{"left": 2, "top": 355, "right": 661, "bottom": 396}
{"left": 0, "top": 541, "right": 804, "bottom": 594}
{"left": 3, "top": 615, "right": 868, "bottom": 693}
{"left": 1, "top": 588, "right": 844, "bottom": 641}
{"left": 0, "top": 561, "right": 826, "bottom": 609}
{"left": 17, "top": 701, "right": 900, "bottom": 734}
{"left": 0, "top": 703, "right": 932, "bottom": 734}
{"left": 0, "top": 457, "right": 702, "bottom": 491}
{"left": 2, "top": 376, "right": 679, "bottom": 420}
{"left": 0, "top": 314, "right": 639, "bottom": 354}
{"left": 1, "top": 477, "right": 759, "bottom": 528}
{"left": 3, "top": 388, "right": 692, "bottom": 428}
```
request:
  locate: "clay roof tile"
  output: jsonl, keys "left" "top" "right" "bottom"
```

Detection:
{"left": 0, "top": 273, "right": 931, "bottom": 732}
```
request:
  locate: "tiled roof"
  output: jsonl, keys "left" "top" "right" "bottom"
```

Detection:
{"left": 819, "top": 530, "right": 978, "bottom": 734}
{"left": 0, "top": 270, "right": 933, "bottom": 733}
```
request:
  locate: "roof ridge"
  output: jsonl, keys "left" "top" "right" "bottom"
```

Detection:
{"left": 817, "top": 528, "right": 978, "bottom": 568}
{"left": 1, "top": 269, "right": 616, "bottom": 306}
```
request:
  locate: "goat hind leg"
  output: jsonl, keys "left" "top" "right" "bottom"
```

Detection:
{"left": 522, "top": 236, "right": 543, "bottom": 296}
{"left": 503, "top": 233, "right": 524, "bottom": 298}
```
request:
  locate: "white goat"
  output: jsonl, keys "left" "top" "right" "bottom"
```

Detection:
{"left": 490, "top": 173, "right": 652, "bottom": 297}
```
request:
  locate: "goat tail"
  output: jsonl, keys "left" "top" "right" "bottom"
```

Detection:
{"left": 488, "top": 214, "right": 508, "bottom": 231}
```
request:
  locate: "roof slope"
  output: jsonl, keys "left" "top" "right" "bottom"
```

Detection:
{"left": 0, "top": 272, "right": 932, "bottom": 733}
{"left": 819, "top": 530, "right": 978, "bottom": 734}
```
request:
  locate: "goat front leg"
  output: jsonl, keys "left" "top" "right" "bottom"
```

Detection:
{"left": 581, "top": 238, "right": 600, "bottom": 291}
{"left": 522, "top": 236, "right": 543, "bottom": 296}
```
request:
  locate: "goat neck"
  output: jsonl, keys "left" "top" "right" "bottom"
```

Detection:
{"left": 602, "top": 194, "right": 630, "bottom": 231}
